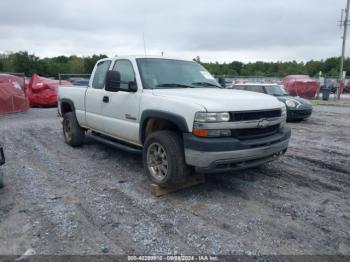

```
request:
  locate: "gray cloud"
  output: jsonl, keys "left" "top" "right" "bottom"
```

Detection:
{"left": 0, "top": 0, "right": 346, "bottom": 62}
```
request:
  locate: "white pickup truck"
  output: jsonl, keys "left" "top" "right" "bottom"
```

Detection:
{"left": 58, "top": 56, "right": 291, "bottom": 186}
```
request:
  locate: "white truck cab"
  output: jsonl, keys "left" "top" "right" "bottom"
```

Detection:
{"left": 58, "top": 56, "right": 291, "bottom": 186}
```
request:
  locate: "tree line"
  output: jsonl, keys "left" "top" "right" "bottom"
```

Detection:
{"left": 200, "top": 58, "right": 349, "bottom": 78}
{"left": 0, "top": 51, "right": 349, "bottom": 78}
{"left": 0, "top": 51, "right": 107, "bottom": 77}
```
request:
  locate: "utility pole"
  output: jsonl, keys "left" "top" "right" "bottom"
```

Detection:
{"left": 338, "top": 0, "right": 350, "bottom": 100}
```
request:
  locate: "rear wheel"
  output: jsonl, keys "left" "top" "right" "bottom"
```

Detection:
{"left": 143, "top": 130, "right": 192, "bottom": 186}
{"left": 63, "top": 112, "right": 85, "bottom": 147}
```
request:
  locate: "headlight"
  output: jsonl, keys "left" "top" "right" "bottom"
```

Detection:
{"left": 194, "top": 112, "right": 230, "bottom": 122}
{"left": 286, "top": 99, "right": 299, "bottom": 108}
{"left": 281, "top": 105, "right": 287, "bottom": 116}
{"left": 193, "top": 112, "right": 230, "bottom": 137}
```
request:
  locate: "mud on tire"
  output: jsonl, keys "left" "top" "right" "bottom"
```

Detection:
{"left": 63, "top": 112, "right": 85, "bottom": 147}
{"left": 143, "top": 130, "right": 192, "bottom": 187}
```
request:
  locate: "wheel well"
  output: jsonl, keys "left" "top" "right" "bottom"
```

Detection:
{"left": 61, "top": 102, "right": 73, "bottom": 115}
{"left": 143, "top": 118, "right": 180, "bottom": 144}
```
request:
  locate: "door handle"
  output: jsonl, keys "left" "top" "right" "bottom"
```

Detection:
{"left": 103, "top": 96, "right": 109, "bottom": 103}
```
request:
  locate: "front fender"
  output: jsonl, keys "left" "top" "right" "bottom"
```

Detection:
{"left": 139, "top": 110, "right": 189, "bottom": 144}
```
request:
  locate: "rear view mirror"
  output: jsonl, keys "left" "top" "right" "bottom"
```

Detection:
{"left": 128, "top": 81, "right": 138, "bottom": 92}
{"left": 218, "top": 77, "right": 226, "bottom": 88}
{"left": 105, "top": 70, "right": 121, "bottom": 92}
{"left": 105, "top": 70, "right": 137, "bottom": 92}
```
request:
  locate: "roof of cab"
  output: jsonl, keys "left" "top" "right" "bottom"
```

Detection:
{"left": 99, "top": 55, "right": 192, "bottom": 62}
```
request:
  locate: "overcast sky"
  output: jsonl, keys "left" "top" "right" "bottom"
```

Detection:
{"left": 0, "top": 0, "right": 347, "bottom": 62}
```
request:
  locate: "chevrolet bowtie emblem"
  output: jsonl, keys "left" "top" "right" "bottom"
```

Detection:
{"left": 257, "top": 119, "right": 269, "bottom": 129}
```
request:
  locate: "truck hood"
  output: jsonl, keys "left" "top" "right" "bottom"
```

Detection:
{"left": 152, "top": 88, "right": 283, "bottom": 111}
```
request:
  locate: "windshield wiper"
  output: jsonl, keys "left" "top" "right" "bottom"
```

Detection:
{"left": 191, "top": 82, "right": 222, "bottom": 88}
{"left": 156, "top": 83, "right": 195, "bottom": 88}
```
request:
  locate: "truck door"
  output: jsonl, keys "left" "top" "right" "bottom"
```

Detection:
{"left": 102, "top": 59, "right": 141, "bottom": 145}
{"left": 85, "top": 60, "right": 111, "bottom": 132}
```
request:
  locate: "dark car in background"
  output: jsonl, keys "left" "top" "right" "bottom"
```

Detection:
{"left": 231, "top": 83, "right": 313, "bottom": 121}
{"left": 70, "top": 79, "right": 90, "bottom": 86}
{"left": 0, "top": 145, "right": 4, "bottom": 188}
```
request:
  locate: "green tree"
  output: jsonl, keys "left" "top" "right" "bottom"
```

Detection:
{"left": 84, "top": 54, "right": 108, "bottom": 73}
{"left": 1, "top": 51, "right": 350, "bottom": 79}
{"left": 324, "top": 57, "right": 339, "bottom": 75}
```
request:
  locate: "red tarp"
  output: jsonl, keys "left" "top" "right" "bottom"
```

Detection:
{"left": 0, "top": 74, "right": 29, "bottom": 115}
{"left": 28, "top": 74, "right": 70, "bottom": 107}
{"left": 283, "top": 75, "right": 320, "bottom": 99}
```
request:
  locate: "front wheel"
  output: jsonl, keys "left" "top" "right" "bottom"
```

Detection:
{"left": 62, "top": 112, "right": 85, "bottom": 147}
{"left": 143, "top": 131, "right": 192, "bottom": 187}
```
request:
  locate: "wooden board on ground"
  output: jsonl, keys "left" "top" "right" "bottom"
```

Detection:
{"left": 150, "top": 174, "right": 205, "bottom": 197}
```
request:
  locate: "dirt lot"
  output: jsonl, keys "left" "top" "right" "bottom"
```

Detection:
{"left": 0, "top": 105, "right": 349, "bottom": 256}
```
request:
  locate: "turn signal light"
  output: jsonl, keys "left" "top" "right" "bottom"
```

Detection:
{"left": 192, "top": 129, "right": 209, "bottom": 137}
{"left": 192, "top": 129, "right": 232, "bottom": 138}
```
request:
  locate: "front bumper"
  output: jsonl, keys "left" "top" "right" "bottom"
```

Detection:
{"left": 183, "top": 127, "right": 291, "bottom": 173}
{"left": 0, "top": 147, "right": 5, "bottom": 166}
{"left": 287, "top": 109, "right": 312, "bottom": 120}
{"left": 287, "top": 104, "right": 312, "bottom": 120}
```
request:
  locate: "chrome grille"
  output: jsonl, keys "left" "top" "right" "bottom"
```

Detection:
{"left": 230, "top": 109, "right": 281, "bottom": 122}
{"left": 231, "top": 124, "right": 280, "bottom": 140}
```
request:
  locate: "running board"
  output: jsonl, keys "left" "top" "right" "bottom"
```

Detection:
{"left": 88, "top": 133, "right": 142, "bottom": 155}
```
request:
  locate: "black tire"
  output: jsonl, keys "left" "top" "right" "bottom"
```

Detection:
{"left": 0, "top": 168, "right": 4, "bottom": 188}
{"left": 62, "top": 112, "right": 85, "bottom": 147}
{"left": 143, "top": 130, "right": 192, "bottom": 187}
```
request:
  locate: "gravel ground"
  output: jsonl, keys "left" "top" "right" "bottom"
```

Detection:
{"left": 0, "top": 106, "right": 349, "bottom": 256}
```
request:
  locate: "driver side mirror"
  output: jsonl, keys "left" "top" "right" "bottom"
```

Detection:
{"left": 105, "top": 70, "right": 138, "bottom": 92}
{"left": 105, "top": 70, "right": 121, "bottom": 92}
{"left": 218, "top": 77, "right": 226, "bottom": 88}
{"left": 128, "top": 81, "right": 138, "bottom": 92}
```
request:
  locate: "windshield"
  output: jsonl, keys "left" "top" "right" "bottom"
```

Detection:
{"left": 265, "top": 85, "right": 288, "bottom": 96}
{"left": 136, "top": 58, "right": 221, "bottom": 89}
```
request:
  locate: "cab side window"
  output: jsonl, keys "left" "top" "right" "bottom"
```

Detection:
{"left": 246, "top": 85, "right": 265, "bottom": 93}
{"left": 112, "top": 60, "right": 136, "bottom": 91}
{"left": 92, "top": 60, "right": 111, "bottom": 89}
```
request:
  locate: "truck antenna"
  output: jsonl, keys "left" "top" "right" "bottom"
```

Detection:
{"left": 142, "top": 32, "right": 147, "bottom": 57}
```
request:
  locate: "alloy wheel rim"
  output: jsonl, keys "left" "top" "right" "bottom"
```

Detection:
{"left": 63, "top": 118, "right": 72, "bottom": 141}
{"left": 147, "top": 142, "right": 168, "bottom": 181}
